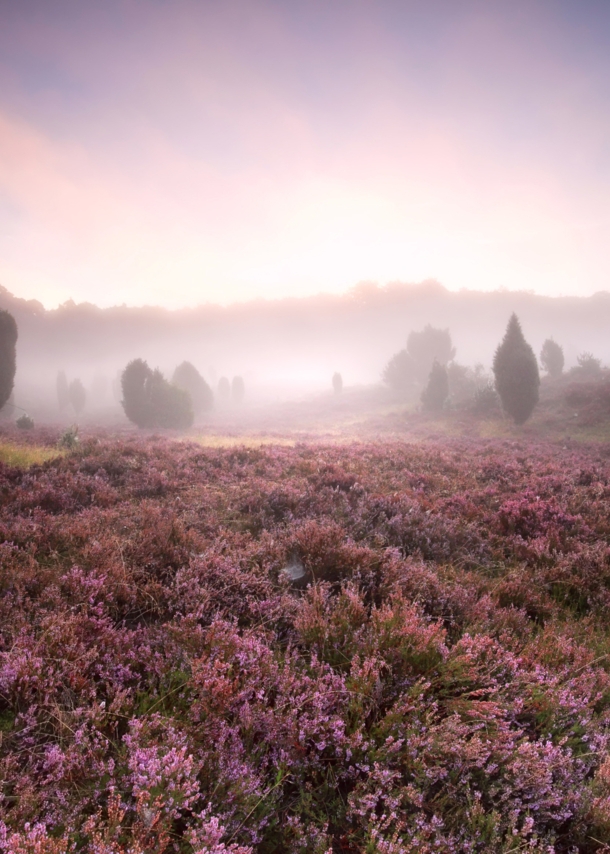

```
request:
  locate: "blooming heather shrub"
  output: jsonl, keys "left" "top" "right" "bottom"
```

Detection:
{"left": 2, "top": 433, "right": 610, "bottom": 850}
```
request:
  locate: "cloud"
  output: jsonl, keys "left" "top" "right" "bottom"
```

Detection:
{"left": 0, "top": 0, "right": 609, "bottom": 307}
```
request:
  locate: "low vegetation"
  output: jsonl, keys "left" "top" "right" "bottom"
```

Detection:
{"left": 0, "top": 438, "right": 62, "bottom": 467}
{"left": 2, "top": 432, "right": 610, "bottom": 851}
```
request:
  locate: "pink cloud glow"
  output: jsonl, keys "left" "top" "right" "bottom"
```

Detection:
{"left": 0, "top": 0, "right": 609, "bottom": 307}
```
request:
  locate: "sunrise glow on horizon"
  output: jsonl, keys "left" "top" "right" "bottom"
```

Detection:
{"left": 1, "top": 0, "right": 610, "bottom": 310}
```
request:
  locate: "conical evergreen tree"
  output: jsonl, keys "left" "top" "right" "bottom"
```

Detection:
{"left": 493, "top": 314, "right": 539, "bottom": 424}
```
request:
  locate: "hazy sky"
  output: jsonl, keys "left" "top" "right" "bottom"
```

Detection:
{"left": 1, "top": 0, "right": 610, "bottom": 308}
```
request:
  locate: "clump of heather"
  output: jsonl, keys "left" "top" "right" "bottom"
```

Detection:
{"left": 2, "top": 430, "right": 610, "bottom": 851}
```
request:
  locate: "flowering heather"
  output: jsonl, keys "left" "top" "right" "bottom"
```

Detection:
{"left": 1, "top": 431, "right": 610, "bottom": 851}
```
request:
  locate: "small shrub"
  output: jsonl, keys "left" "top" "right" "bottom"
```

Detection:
{"left": 540, "top": 338, "right": 564, "bottom": 377}
{"left": 472, "top": 382, "right": 499, "bottom": 415}
{"left": 576, "top": 351, "right": 602, "bottom": 375}
{"left": 58, "top": 425, "right": 79, "bottom": 449}
{"left": 16, "top": 413, "right": 34, "bottom": 430}
{"left": 447, "top": 362, "right": 489, "bottom": 408}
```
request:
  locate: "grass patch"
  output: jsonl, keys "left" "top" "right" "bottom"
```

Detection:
{"left": 191, "top": 433, "right": 299, "bottom": 448}
{"left": 0, "top": 441, "right": 63, "bottom": 468}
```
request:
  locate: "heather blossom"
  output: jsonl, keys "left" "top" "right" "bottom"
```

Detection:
{"left": 1, "top": 429, "right": 610, "bottom": 850}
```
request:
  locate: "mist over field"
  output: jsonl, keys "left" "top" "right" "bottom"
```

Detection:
{"left": 3, "top": 280, "right": 610, "bottom": 425}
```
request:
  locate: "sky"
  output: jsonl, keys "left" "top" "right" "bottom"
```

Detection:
{"left": 0, "top": 0, "right": 610, "bottom": 309}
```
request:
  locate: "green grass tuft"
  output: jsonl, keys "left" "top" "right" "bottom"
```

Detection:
{"left": 0, "top": 441, "right": 63, "bottom": 468}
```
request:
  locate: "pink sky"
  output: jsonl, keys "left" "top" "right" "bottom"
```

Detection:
{"left": 0, "top": 0, "right": 609, "bottom": 308}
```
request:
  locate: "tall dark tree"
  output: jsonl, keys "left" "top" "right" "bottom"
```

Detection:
{"left": 121, "top": 359, "right": 193, "bottom": 429}
{"left": 68, "top": 379, "right": 87, "bottom": 415}
{"left": 421, "top": 360, "right": 449, "bottom": 413}
{"left": 493, "top": 314, "right": 540, "bottom": 424}
{"left": 172, "top": 361, "right": 213, "bottom": 415}
{"left": 540, "top": 339, "right": 564, "bottom": 378}
{"left": 0, "top": 309, "right": 17, "bottom": 410}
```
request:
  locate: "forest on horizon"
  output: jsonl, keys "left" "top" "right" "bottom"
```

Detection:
{"left": 2, "top": 281, "right": 610, "bottom": 395}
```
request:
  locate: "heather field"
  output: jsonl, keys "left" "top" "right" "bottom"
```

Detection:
{"left": 3, "top": 429, "right": 610, "bottom": 852}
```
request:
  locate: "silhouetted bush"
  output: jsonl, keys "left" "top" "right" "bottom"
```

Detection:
{"left": 172, "top": 361, "right": 213, "bottom": 415}
{"left": 408, "top": 325, "right": 455, "bottom": 383}
{"left": 16, "top": 413, "right": 34, "bottom": 430}
{"left": 58, "top": 425, "right": 79, "bottom": 449}
{"left": 121, "top": 359, "right": 194, "bottom": 429}
{"left": 383, "top": 349, "right": 416, "bottom": 394}
{"left": 332, "top": 372, "right": 343, "bottom": 394}
{"left": 564, "top": 381, "right": 610, "bottom": 426}
{"left": 576, "top": 352, "right": 602, "bottom": 375}
{"left": 540, "top": 339, "right": 564, "bottom": 377}
{"left": 493, "top": 314, "right": 540, "bottom": 424}
{"left": 0, "top": 309, "right": 17, "bottom": 410}
{"left": 68, "top": 379, "right": 86, "bottom": 415}
{"left": 384, "top": 325, "right": 455, "bottom": 393}
{"left": 217, "top": 376, "right": 230, "bottom": 401}
{"left": 232, "top": 375, "right": 245, "bottom": 403}
{"left": 447, "top": 362, "right": 490, "bottom": 408}
{"left": 56, "top": 370, "right": 70, "bottom": 411}
{"left": 472, "top": 382, "right": 500, "bottom": 415}
{"left": 421, "top": 360, "right": 449, "bottom": 413}
{"left": 121, "top": 359, "right": 152, "bottom": 426}
{"left": 148, "top": 370, "right": 194, "bottom": 428}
